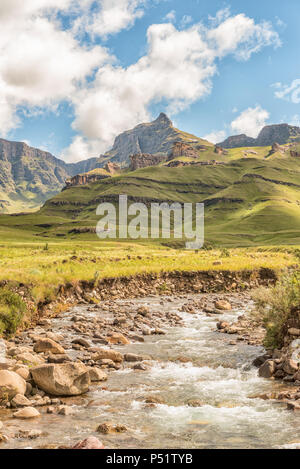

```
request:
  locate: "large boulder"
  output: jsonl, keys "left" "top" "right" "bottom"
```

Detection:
{"left": 34, "top": 338, "right": 65, "bottom": 355}
{"left": 31, "top": 363, "right": 90, "bottom": 396}
{"left": 0, "top": 370, "right": 26, "bottom": 401}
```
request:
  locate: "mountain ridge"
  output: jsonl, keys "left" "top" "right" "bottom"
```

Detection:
{"left": 218, "top": 123, "right": 300, "bottom": 148}
{"left": 0, "top": 138, "right": 102, "bottom": 213}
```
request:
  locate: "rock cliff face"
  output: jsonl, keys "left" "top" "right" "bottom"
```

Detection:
{"left": 129, "top": 140, "right": 206, "bottom": 170}
{"left": 169, "top": 142, "right": 200, "bottom": 159}
{"left": 65, "top": 173, "right": 109, "bottom": 189}
{"left": 0, "top": 139, "right": 101, "bottom": 213}
{"left": 129, "top": 153, "right": 167, "bottom": 171}
{"left": 218, "top": 124, "right": 300, "bottom": 148}
{"left": 99, "top": 113, "right": 212, "bottom": 167}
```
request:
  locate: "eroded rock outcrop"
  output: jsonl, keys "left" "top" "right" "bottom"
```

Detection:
{"left": 169, "top": 141, "right": 200, "bottom": 159}
{"left": 129, "top": 153, "right": 167, "bottom": 170}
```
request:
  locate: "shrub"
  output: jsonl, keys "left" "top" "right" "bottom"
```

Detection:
{"left": 0, "top": 288, "right": 27, "bottom": 336}
{"left": 252, "top": 271, "right": 300, "bottom": 349}
{"left": 220, "top": 248, "right": 230, "bottom": 258}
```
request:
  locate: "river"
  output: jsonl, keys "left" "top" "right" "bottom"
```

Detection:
{"left": 1, "top": 294, "right": 299, "bottom": 449}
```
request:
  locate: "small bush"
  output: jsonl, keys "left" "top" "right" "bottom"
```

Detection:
{"left": 0, "top": 288, "right": 27, "bottom": 336}
{"left": 252, "top": 271, "right": 300, "bottom": 349}
{"left": 220, "top": 248, "right": 230, "bottom": 258}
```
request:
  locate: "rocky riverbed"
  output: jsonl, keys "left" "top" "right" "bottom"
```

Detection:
{"left": 0, "top": 292, "right": 299, "bottom": 449}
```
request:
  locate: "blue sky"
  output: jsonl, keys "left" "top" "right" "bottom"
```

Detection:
{"left": 1, "top": 0, "right": 299, "bottom": 161}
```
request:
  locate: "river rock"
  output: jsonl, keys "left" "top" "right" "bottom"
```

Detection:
{"left": 16, "top": 352, "right": 45, "bottom": 366}
{"left": 96, "top": 422, "right": 128, "bottom": 435}
{"left": 48, "top": 354, "right": 71, "bottom": 364}
{"left": 293, "top": 370, "right": 300, "bottom": 382}
{"left": 0, "top": 370, "right": 26, "bottom": 401}
{"left": 283, "top": 358, "right": 299, "bottom": 375}
{"left": 13, "top": 407, "right": 40, "bottom": 419}
{"left": 72, "top": 338, "right": 91, "bottom": 349}
{"left": 124, "top": 353, "right": 143, "bottom": 362}
{"left": 31, "top": 363, "right": 90, "bottom": 396}
{"left": 108, "top": 333, "right": 130, "bottom": 345}
{"left": 34, "top": 338, "right": 65, "bottom": 355}
{"left": 253, "top": 355, "right": 269, "bottom": 368}
{"left": 133, "top": 363, "right": 148, "bottom": 371}
{"left": 217, "top": 321, "right": 229, "bottom": 330}
{"left": 288, "top": 328, "right": 300, "bottom": 337}
{"left": 187, "top": 399, "right": 203, "bottom": 407}
{"left": 145, "top": 396, "right": 165, "bottom": 404}
{"left": 259, "top": 360, "right": 275, "bottom": 378}
{"left": 215, "top": 300, "right": 232, "bottom": 311}
{"left": 72, "top": 437, "right": 105, "bottom": 449}
{"left": 93, "top": 349, "right": 123, "bottom": 363}
{"left": 88, "top": 368, "right": 108, "bottom": 382}
{"left": 11, "top": 394, "right": 31, "bottom": 408}
{"left": 13, "top": 367, "right": 30, "bottom": 381}
{"left": 58, "top": 405, "right": 74, "bottom": 416}
{"left": 286, "top": 401, "right": 300, "bottom": 411}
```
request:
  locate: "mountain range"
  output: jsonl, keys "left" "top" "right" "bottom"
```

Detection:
{"left": 0, "top": 139, "right": 102, "bottom": 213}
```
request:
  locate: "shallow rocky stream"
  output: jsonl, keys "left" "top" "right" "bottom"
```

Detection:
{"left": 1, "top": 294, "right": 300, "bottom": 450}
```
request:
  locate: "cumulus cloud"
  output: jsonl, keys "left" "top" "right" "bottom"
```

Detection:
{"left": 273, "top": 79, "right": 300, "bottom": 104}
{"left": 0, "top": 3, "right": 281, "bottom": 161}
{"left": 69, "top": 22, "right": 218, "bottom": 154}
{"left": 67, "top": 15, "right": 280, "bottom": 159}
{"left": 230, "top": 106, "right": 270, "bottom": 137}
{"left": 203, "top": 130, "right": 226, "bottom": 144}
{"left": 0, "top": 1, "right": 110, "bottom": 135}
{"left": 73, "top": 0, "right": 146, "bottom": 39}
{"left": 207, "top": 14, "right": 281, "bottom": 60}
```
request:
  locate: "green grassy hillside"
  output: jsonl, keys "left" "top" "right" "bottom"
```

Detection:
{"left": 1, "top": 155, "right": 300, "bottom": 247}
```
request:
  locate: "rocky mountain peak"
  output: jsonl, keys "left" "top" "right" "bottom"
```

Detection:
{"left": 218, "top": 123, "right": 300, "bottom": 148}
{"left": 99, "top": 113, "right": 208, "bottom": 167}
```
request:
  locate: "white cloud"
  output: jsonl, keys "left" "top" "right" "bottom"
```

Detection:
{"left": 68, "top": 22, "right": 218, "bottom": 155}
{"left": 180, "top": 15, "right": 193, "bottom": 27}
{"left": 203, "top": 130, "right": 226, "bottom": 144}
{"left": 0, "top": 1, "right": 110, "bottom": 135}
{"left": 66, "top": 14, "right": 280, "bottom": 160}
{"left": 164, "top": 10, "right": 176, "bottom": 23}
{"left": 207, "top": 14, "right": 281, "bottom": 60}
{"left": 73, "top": 0, "right": 146, "bottom": 39}
{"left": 230, "top": 106, "right": 270, "bottom": 137}
{"left": 0, "top": 3, "right": 281, "bottom": 161}
{"left": 273, "top": 79, "right": 300, "bottom": 104}
{"left": 61, "top": 135, "right": 102, "bottom": 163}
